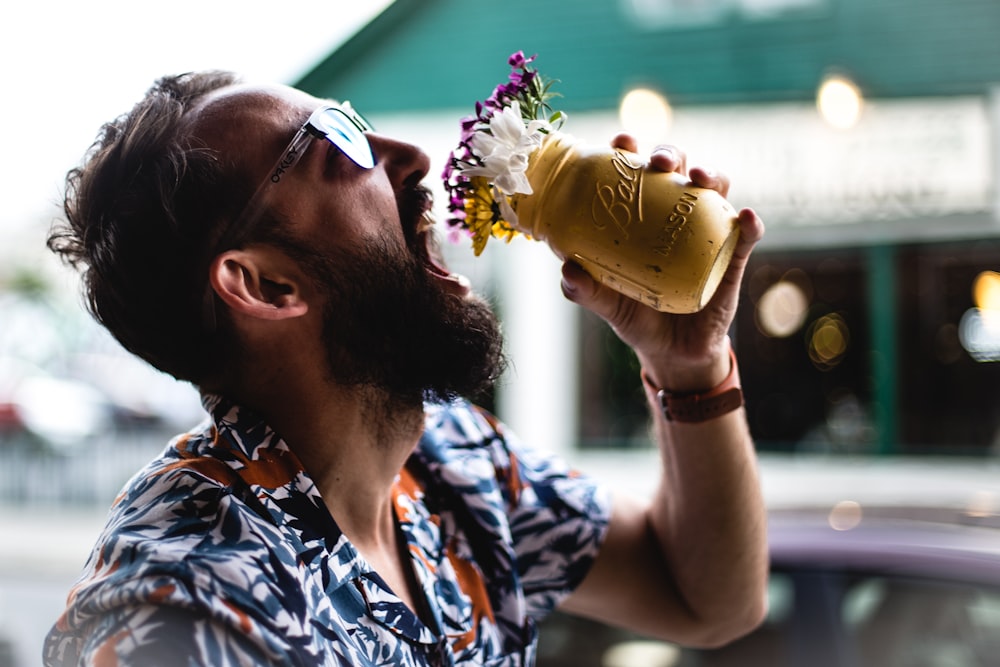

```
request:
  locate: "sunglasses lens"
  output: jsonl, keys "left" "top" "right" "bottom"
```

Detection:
{"left": 316, "top": 108, "right": 374, "bottom": 169}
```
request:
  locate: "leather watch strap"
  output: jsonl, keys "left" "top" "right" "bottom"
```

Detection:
{"left": 642, "top": 346, "right": 744, "bottom": 423}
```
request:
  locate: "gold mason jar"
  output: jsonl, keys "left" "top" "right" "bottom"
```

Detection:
{"left": 510, "top": 132, "right": 741, "bottom": 313}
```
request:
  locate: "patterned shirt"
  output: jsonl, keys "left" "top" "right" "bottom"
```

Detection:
{"left": 44, "top": 395, "right": 611, "bottom": 666}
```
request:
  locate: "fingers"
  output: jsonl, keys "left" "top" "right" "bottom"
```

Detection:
{"left": 716, "top": 208, "right": 765, "bottom": 289}
{"left": 705, "top": 208, "right": 765, "bottom": 312}
{"left": 690, "top": 166, "right": 731, "bottom": 198}
{"left": 684, "top": 207, "right": 764, "bottom": 331}
{"left": 644, "top": 145, "right": 733, "bottom": 201}
{"left": 560, "top": 260, "right": 598, "bottom": 305}
{"left": 560, "top": 261, "right": 630, "bottom": 325}
{"left": 647, "top": 145, "right": 687, "bottom": 174}
{"left": 609, "top": 137, "right": 692, "bottom": 177}
{"left": 610, "top": 133, "right": 638, "bottom": 152}
{"left": 735, "top": 207, "right": 766, "bottom": 249}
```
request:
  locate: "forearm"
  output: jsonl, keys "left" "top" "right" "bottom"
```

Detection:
{"left": 556, "top": 149, "right": 767, "bottom": 644}
{"left": 641, "top": 346, "right": 769, "bottom": 646}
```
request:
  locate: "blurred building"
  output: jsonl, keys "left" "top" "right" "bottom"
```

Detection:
{"left": 295, "top": 0, "right": 1000, "bottom": 457}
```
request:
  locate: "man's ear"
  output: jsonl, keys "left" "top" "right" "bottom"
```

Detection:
{"left": 208, "top": 247, "right": 309, "bottom": 321}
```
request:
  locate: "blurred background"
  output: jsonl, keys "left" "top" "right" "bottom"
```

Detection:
{"left": 3, "top": 0, "right": 1000, "bottom": 665}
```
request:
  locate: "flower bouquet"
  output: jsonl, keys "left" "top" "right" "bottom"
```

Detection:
{"left": 442, "top": 51, "right": 565, "bottom": 256}
{"left": 442, "top": 51, "right": 742, "bottom": 313}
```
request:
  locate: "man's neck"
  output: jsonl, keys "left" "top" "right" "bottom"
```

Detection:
{"left": 223, "top": 376, "right": 426, "bottom": 544}
{"left": 224, "top": 377, "right": 433, "bottom": 616}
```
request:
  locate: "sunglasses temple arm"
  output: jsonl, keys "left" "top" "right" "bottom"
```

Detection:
{"left": 222, "top": 127, "right": 316, "bottom": 240}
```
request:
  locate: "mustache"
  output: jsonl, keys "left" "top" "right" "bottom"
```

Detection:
{"left": 402, "top": 184, "right": 434, "bottom": 217}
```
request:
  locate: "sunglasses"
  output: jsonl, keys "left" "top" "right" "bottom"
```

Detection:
{"left": 225, "top": 101, "right": 375, "bottom": 241}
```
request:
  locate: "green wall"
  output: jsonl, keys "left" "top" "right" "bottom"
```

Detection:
{"left": 298, "top": 0, "right": 1000, "bottom": 112}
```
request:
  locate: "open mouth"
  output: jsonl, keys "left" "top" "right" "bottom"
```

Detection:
{"left": 416, "top": 212, "right": 446, "bottom": 273}
{"left": 409, "top": 200, "right": 471, "bottom": 295}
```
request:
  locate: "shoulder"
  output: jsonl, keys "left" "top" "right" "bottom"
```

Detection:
{"left": 420, "top": 399, "right": 587, "bottom": 486}
{"left": 423, "top": 399, "right": 509, "bottom": 444}
{"left": 417, "top": 400, "right": 609, "bottom": 515}
{"left": 74, "top": 428, "right": 289, "bottom": 601}
{"left": 418, "top": 400, "right": 520, "bottom": 490}
{"left": 109, "top": 428, "right": 253, "bottom": 533}
{"left": 55, "top": 465, "right": 299, "bottom": 661}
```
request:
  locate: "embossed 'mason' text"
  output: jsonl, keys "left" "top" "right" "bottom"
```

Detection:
{"left": 653, "top": 191, "right": 698, "bottom": 257}
{"left": 592, "top": 150, "right": 644, "bottom": 239}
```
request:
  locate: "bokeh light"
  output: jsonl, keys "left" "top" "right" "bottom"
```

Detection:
{"left": 619, "top": 87, "right": 673, "bottom": 148}
{"left": 959, "top": 270, "right": 1000, "bottom": 361}
{"left": 973, "top": 271, "right": 1000, "bottom": 311}
{"left": 964, "top": 490, "right": 998, "bottom": 519}
{"left": 808, "top": 313, "right": 850, "bottom": 369}
{"left": 829, "top": 500, "right": 863, "bottom": 531}
{"left": 603, "top": 640, "right": 679, "bottom": 667}
{"left": 817, "top": 73, "right": 863, "bottom": 129}
{"left": 756, "top": 280, "right": 810, "bottom": 337}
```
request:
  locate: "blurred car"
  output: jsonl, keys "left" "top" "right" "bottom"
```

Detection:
{"left": 536, "top": 456, "right": 1000, "bottom": 667}
{"left": 0, "top": 353, "right": 121, "bottom": 453}
{"left": 0, "top": 295, "right": 204, "bottom": 455}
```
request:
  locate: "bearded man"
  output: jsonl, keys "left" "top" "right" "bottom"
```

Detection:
{"left": 43, "top": 71, "right": 767, "bottom": 666}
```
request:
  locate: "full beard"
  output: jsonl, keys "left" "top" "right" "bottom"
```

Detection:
{"left": 299, "top": 233, "right": 506, "bottom": 409}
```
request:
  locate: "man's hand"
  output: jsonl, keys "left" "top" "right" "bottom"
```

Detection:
{"left": 559, "top": 134, "right": 765, "bottom": 392}
{"left": 558, "top": 136, "right": 768, "bottom": 647}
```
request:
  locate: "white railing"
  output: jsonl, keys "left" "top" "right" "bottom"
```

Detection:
{"left": 0, "top": 428, "right": 170, "bottom": 507}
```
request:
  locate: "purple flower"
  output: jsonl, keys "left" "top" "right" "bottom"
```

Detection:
{"left": 507, "top": 51, "right": 536, "bottom": 69}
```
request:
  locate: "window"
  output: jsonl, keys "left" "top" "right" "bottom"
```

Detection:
{"left": 620, "top": 0, "right": 829, "bottom": 29}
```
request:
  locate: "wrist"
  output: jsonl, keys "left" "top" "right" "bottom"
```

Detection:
{"left": 641, "top": 344, "right": 744, "bottom": 424}
{"left": 638, "top": 338, "right": 733, "bottom": 393}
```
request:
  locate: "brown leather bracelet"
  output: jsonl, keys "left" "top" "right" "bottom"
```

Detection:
{"left": 642, "top": 346, "right": 744, "bottom": 423}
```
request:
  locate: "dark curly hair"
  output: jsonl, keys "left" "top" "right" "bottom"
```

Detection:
{"left": 48, "top": 70, "right": 245, "bottom": 385}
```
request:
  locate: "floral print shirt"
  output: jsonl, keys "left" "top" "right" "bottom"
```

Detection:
{"left": 44, "top": 395, "right": 611, "bottom": 666}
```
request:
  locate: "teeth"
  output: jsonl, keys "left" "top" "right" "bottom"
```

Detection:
{"left": 416, "top": 212, "right": 435, "bottom": 234}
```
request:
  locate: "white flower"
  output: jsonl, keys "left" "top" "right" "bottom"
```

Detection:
{"left": 465, "top": 102, "right": 550, "bottom": 196}
{"left": 494, "top": 184, "right": 520, "bottom": 227}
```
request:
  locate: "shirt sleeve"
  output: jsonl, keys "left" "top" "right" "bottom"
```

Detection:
{"left": 46, "top": 602, "right": 290, "bottom": 667}
{"left": 42, "top": 468, "right": 327, "bottom": 667}
{"left": 419, "top": 402, "right": 614, "bottom": 622}
{"left": 495, "top": 425, "right": 613, "bottom": 619}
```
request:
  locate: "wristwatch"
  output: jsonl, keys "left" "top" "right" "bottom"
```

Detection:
{"left": 642, "top": 346, "right": 744, "bottom": 423}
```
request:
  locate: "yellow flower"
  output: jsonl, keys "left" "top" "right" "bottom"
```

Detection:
{"left": 492, "top": 221, "right": 522, "bottom": 245}
{"left": 464, "top": 177, "right": 498, "bottom": 256}
{"left": 462, "top": 177, "right": 528, "bottom": 256}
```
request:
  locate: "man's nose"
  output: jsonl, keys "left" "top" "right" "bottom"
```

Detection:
{"left": 367, "top": 134, "right": 431, "bottom": 189}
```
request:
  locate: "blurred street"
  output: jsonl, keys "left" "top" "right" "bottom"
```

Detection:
{"left": 0, "top": 504, "right": 105, "bottom": 667}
